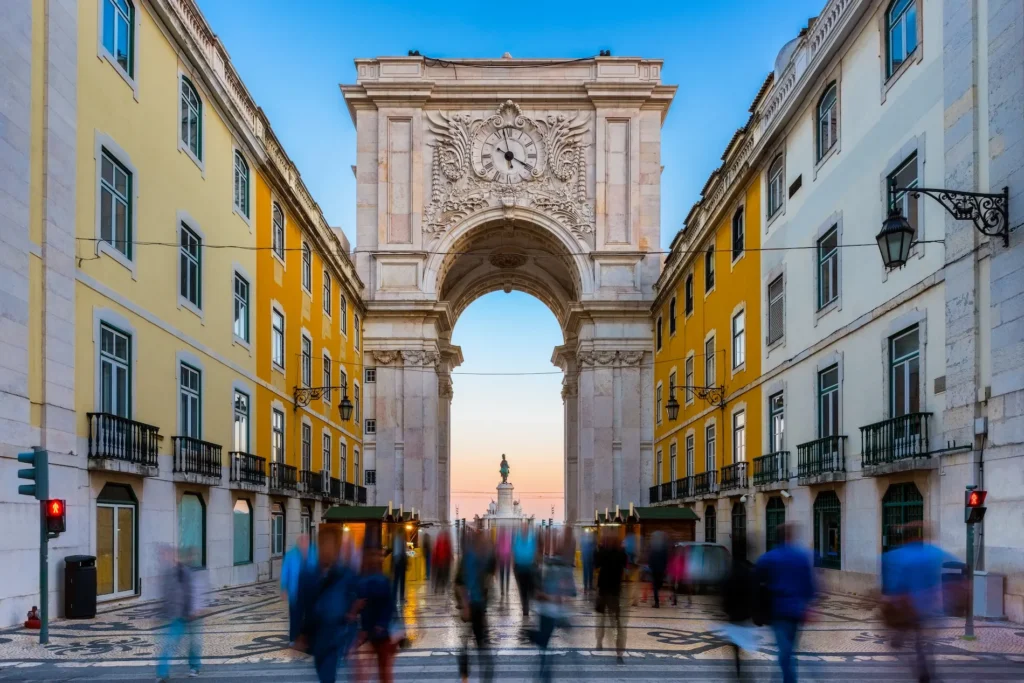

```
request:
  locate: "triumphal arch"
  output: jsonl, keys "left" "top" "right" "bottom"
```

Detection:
{"left": 341, "top": 56, "right": 676, "bottom": 524}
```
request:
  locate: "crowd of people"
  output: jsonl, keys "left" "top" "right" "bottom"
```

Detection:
{"left": 153, "top": 519, "right": 958, "bottom": 683}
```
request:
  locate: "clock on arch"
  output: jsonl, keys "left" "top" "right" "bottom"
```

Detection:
{"left": 474, "top": 126, "right": 541, "bottom": 184}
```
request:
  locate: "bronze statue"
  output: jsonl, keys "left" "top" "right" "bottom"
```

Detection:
{"left": 499, "top": 453, "right": 510, "bottom": 484}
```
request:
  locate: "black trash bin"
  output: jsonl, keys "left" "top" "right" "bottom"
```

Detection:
{"left": 65, "top": 555, "right": 97, "bottom": 619}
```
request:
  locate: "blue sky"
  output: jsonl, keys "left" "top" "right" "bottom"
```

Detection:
{"left": 196, "top": 0, "right": 826, "bottom": 519}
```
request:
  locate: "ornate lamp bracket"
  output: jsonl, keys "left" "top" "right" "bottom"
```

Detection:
{"left": 690, "top": 385, "right": 726, "bottom": 408}
{"left": 293, "top": 386, "right": 346, "bottom": 409}
{"left": 891, "top": 182, "right": 1010, "bottom": 247}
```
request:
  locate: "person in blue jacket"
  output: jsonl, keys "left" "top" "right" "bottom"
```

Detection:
{"left": 300, "top": 526, "right": 357, "bottom": 683}
{"left": 755, "top": 523, "right": 816, "bottom": 683}
{"left": 281, "top": 533, "right": 316, "bottom": 645}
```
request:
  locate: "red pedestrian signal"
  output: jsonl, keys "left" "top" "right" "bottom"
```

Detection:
{"left": 44, "top": 499, "right": 66, "bottom": 534}
{"left": 966, "top": 490, "right": 986, "bottom": 507}
{"left": 964, "top": 489, "right": 987, "bottom": 524}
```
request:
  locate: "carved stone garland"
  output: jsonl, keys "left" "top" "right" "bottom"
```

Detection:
{"left": 424, "top": 100, "right": 594, "bottom": 241}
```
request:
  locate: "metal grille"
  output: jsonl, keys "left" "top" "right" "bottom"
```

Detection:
{"left": 882, "top": 483, "right": 923, "bottom": 552}
{"left": 765, "top": 496, "right": 786, "bottom": 551}
{"left": 813, "top": 491, "right": 841, "bottom": 569}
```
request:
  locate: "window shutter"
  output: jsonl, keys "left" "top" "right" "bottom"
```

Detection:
{"left": 768, "top": 276, "right": 784, "bottom": 344}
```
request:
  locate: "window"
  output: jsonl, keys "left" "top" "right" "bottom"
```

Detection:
{"left": 101, "top": 0, "right": 134, "bottom": 77}
{"left": 656, "top": 317, "right": 663, "bottom": 351}
{"left": 731, "top": 503, "right": 747, "bottom": 557}
{"left": 273, "top": 204, "right": 286, "bottom": 260}
{"left": 354, "top": 449, "right": 360, "bottom": 480}
{"left": 99, "top": 324, "right": 131, "bottom": 417}
{"left": 668, "top": 371, "right": 677, "bottom": 411}
{"left": 99, "top": 150, "right": 132, "bottom": 259}
{"left": 732, "top": 310, "right": 745, "bottom": 369}
{"left": 233, "top": 273, "right": 249, "bottom": 342}
{"left": 179, "top": 363, "right": 201, "bottom": 438}
{"left": 668, "top": 298, "right": 677, "bottom": 335}
{"left": 889, "top": 153, "right": 919, "bottom": 234}
{"left": 767, "top": 155, "right": 785, "bottom": 218}
{"left": 817, "top": 226, "right": 839, "bottom": 309}
{"left": 301, "top": 507, "right": 312, "bottom": 538}
{"left": 180, "top": 77, "right": 202, "bottom": 161}
{"left": 814, "top": 491, "right": 841, "bottom": 569}
{"left": 301, "top": 242, "right": 311, "bottom": 290}
{"left": 354, "top": 314, "right": 360, "bottom": 349}
{"left": 732, "top": 410, "right": 746, "bottom": 463}
{"left": 656, "top": 450, "right": 663, "bottom": 485}
{"left": 340, "top": 441, "right": 348, "bottom": 483}
{"left": 705, "top": 423, "right": 716, "bottom": 472}
{"left": 271, "top": 408, "right": 285, "bottom": 462}
{"left": 301, "top": 336, "right": 312, "bottom": 387}
{"left": 882, "top": 482, "right": 923, "bottom": 552}
{"left": 301, "top": 423, "right": 312, "bottom": 472}
{"left": 818, "top": 364, "right": 840, "bottom": 437}
{"left": 233, "top": 151, "right": 249, "bottom": 218}
{"left": 816, "top": 83, "right": 838, "bottom": 161}
{"left": 365, "top": 419, "right": 376, "bottom": 435}
{"left": 233, "top": 390, "right": 249, "bottom": 453}
{"left": 323, "top": 270, "right": 332, "bottom": 316}
{"left": 704, "top": 505, "right": 717, "bottom": 543}
{"left": 178, "top": 492, "right": 205, "bottom": 568}
{"left": 684, "top": 355, "right": 694, "bottom": 404}
{"left": 731, "top": 208, "right": 744, "bottom": 259}
{"left": 271, "top": 503, "right": 285, "bottom": 556}
{"left": 767, "top": 275, "right": 784, "bottom": 345}
{"left": 669, "top": 442, "right": 677, "bottom": 481}
{"left": 271, "top": 309, "right": 285, "bottom": 368}
{"left": 704, "top": 336, "right": 715, "bottom": 387}
{"left": 704, "top": 245, "right": 715, "bottom": 292}
{"left": 365, "top": 469, "right": 375, "bottom": 486}
{"left": 179, "top": 224, "right": 202, "bottom": 309}
{"left": 685, "top": 434, "right": 694, "bottom": 476}
{"left": 323, "top": 433, "right": 331, "bottom": 475}
{"left": 769, "top": 392, "right": 785, "bottom": 452}
{"left": 354, "top": 384, "right": 360, "bottom": 423}
{"left": 365, "top": 368, "right": 376, "bottom": 383}
{"left": 890, "top": 325, "right": 920, "bottom": 416}
{"left": 323, "top": 355, "right": 332, "bottom": 403}
{"left": 684, "top": 274, "right": 694, "bottom": 315}
{"left": 766, "top": 496, "right": 786, "bottom": 551}
{"left": 656, "top": 384, "right": 663, "bottom": 425}
{"left": 340, "top": 369, "right": 348, "bottom": 402}
{"left": 887, "top": 0, "right": 919, "bottom": 78}
{"left": 339, "top": 297, "right": 349, "bottom": 336}
{"left": 232, "top": 499, "right": 252, "bottom": 565}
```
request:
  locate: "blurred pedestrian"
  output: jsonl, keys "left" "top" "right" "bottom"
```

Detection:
{"left": 434, "top": 530, "right": 453, "bottom": 594}
{"left": 352, "top": 547, "right": 397, "bottom": 683}
{"left": 594, "top": 530, "right": 628, "bottom": 663}
{"left": 156, "top": 546, "right": 203, "bottom": 682}
{"left": 513, "top": 521, "right": 538, "bottom": 617}
{"left": 455, "top": 529, "right": 496, "bottom": 683}
{"left": 496, "top": 528, "right": 512, "bottom": 598}
{"left": 648, "top": 531, "right": 669, "bottom": 608}
{"left": 721, "top": 536, "right": 758, "bottom": 679}
{"left": 421, "top": 532, "right": 433, "bottom": 583}
{"left": 881, "top": 522, "right": 954, "bottom": 683}
{"left": 281, "top": 533, "right": 314, "bottom": 646}
{"left": 581, "top": 530, "right": 596, "bottom": 595}
{"left": 300, "top": 525, "right": 358, "bottom": 683}
{"left": 667, "top": 544, "right": 686, "bottom": 607}
{"left": 533, "top": 549, "right": 576, "bottom": 683}
{"left": 755, "top": 523, "right": 816, "bottom": 683}
{"left": 388, "top": 528, "right": 408, "bottom": 606}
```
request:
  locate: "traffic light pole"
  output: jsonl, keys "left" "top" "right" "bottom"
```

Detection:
{"left": 39, "top": 500, "right": 49, "bottom": 645}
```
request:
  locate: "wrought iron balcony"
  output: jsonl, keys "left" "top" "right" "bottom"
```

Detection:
{"left": 329, "top": 476, "right": 342, "bottom": 501}
{"left": 357, "top": 485, "right": 367, "bottom": 504}
{"left": 344, "top": 481, "right": 357, "bottom": 502}
{"left": 269, "top": 462, "right": 297, "bottom": 493}
{"left": 694, "top": 470, "right": 718, "bottom": 497}
{"left": 299, "top": 469, "right": 324, "bottom": 497}
{"left": 797, "top": 436, "right": 847, "bottom": 478}
{"left": 649, "top": 485, "right": 661, "bottom": 504}
{"left": 675, "top": 476, "right": 695, "bottom": 499}
{"left": 660, "top": 481, "right": 674, "bottom": 502}
{"left": 861, "top": 413, "right": 932, "bottom": 467}
{"left": 87, "top": 412, "right": 159, "bottom": 470}
{"left": 720, "top": 462, "right": 748, "bottom": 491}
{"left": 229, "top": 452, "right": 266, "bottom": 487}
{"left": 172, "top": 436, "right": 222, "bottom": 481}
{"left": 753, "top": 451, "right": 790, "bottom": 486}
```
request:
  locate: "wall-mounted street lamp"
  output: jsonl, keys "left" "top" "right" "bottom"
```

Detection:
{"left": 877, "top": 179, "right": 1009, "bottom": 269}
{"left": 293, "top": 385, "right": 354, "bottom": 422}
{"left": 666, "top": 383, "right": 725, "bottom": 420}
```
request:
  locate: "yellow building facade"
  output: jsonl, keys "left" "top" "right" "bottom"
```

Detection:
{"left": 652, "top": 128, "right": 763, "bottom": 547}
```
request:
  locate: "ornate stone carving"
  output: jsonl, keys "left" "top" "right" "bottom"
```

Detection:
{"left": 488, "top": 251, "right": 528, "bottom": 270}
{"left": 438, "top": 375, "right": 454, "bottom": 400}
{"left": 619, "top": 351, "right": 645, "bottom": 366}
{"left": 402, "top": 350, "right": 438, "bottom": 367}
{"left": 371, "top": 350, "right": 401, "bottom": 365}
{"left": 424, "top": 100, "right": 593, "bottom": 240}
{"left": 561, "top": 377, "right": 578, "bottom": 400}
{"left": 577, "top": 350, "right": 646, "bottom": 367}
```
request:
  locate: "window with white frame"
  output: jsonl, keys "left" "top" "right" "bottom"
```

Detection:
{"left": 685, "top": 273, "right": 694, "bottom": 314}
{"left": 816, "top": 83, "right": 838, "bottom": 161}
{"left": 668, "top": 371, "right": 677, "bottom": 411}
{"left": 271, "top": 503, "right": 285, "bottom": 556}
{"left": 769, "top": 391, "right": 785, "bottom": 452}
{"left": 301, "top": 423, "right": 311, "bottom": 472}
{"left": 99, "top": 324, "right": 131, "bottom": 417}
{"left": 365, "top": 419, "right": 376, "bottom": 435}
{"left": 323, "top": 432, "right": 331, "bottom": 475}
{"left": 233, "top": 390, "right": 249, "bottom": 453}
{"left": 705, "top": 336, "right": 716, "bottom": 386}
{"left": 301, "top": 242, "right": 311, "bottom": 290}
{"left": 818, "top": 364, "right": 840, "bottom": 437}
{"left": 704, "top": 245, "right": 715, "bottom": 292}
{"left": 817, "top": 226, "right": 839, "bottom": 310}
{"left": 890, "top": 325, "right": 920, "bottom": 416}
{"left": 705, "top": 423, "right": 716, "bottom": 472}
{"left": 323, "top": 355, "right": 331, "bottom": 403}
{"left": 669, "top": 442, "right": 677, "bottom": 480}
{"left": 685, "top": 434, "right": 694, "bottom": 476}
{"left": 732, "top": 310, "right": 745, "bottom": 369}
{"left": 656, "top": 384, "right": 663, "bottom": 424}
{"left": 102, "top": 0, "right": 134, "bottom": 77}
{"left": 340, "top": 441, "right": 348, "bottom": 483}
{"left": 271, "top": 408, "right": 284, "bottom": 462}
{"left": 99, "top": 150, "right": 132, "bottom": 259}
{"left": 656, "top": 450, "right": 663, "bottom": 485}
{"left": 354, "top": 314, "right": 360, "bottom": 349}
{"left": 732, "top": 410, "right": 746, "bottom": 463}
{"left": 354, "top": 449, "right": 360, "bottom": 480}
{"left": 889, "top": 153, "right": 919, "bottom": 235}
{"left": 684, "top": 355, "right": 694, "bottom": 404}
{"left": 354, "top": 384, "right": 360, "bottom": 422}
{"left": 340, "top": 295, "right": 348, "bottom": 334}
{"left": 731, "top": 208, "right": 744, "bottom": 259}
{"left": 272, "top": 204, "right": 285, "bottom": 260}
{"left": 767, "top": 154, "right": 784, "bottom": 218}
{"left": 179, "top": 224, "right": 202, "bottom": 309}
{"left": 656, "top": 317, "right": 663, "bottom": 351}
{"left": 365, "top": 368, "right": 376, "bottom": 383}
{"left": 233, "top": 151, "right": 249, "bottom": 218}
{"left": 271, "top": 309, "right": 285, "bottom": 368}
{"left": 233, "top": 273, "right": 249, "bottom": 342}
{"left": 180, "top": 77, "right": 202, "bottom": 161}
{"left": 301, "top": 335, "right": 312, "bottom": 387}
{"left": 767, "top": 276, "right": 784, "bottom": 345}
{"left": 340, "top": 369, "right": 348, "bottom": 401}
{"left": 323, "top": 270, "right": 332, "bottom": 316}
{"left": 669, "top": 298, "right": 677, "bottom": 335}
{"left": 887, "top": 0, "right": 919, "bottom": 78}
{"left": 179, "top": 363, "right": 201, "bottom": 438}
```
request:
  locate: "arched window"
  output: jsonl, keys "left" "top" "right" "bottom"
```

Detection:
{"left": 339, "top": 295, "right": 348, "bottom": 334}
{"left": 731, "top": 502, "right": 747, "bottom": 558}
{"left": 102, "top": 0, "right": 135, "bottom": 77}
{"left": 767, "top": 155, "right": 785, "bottom": 218}
{"left": 656, "top": 316, "right": 663, "bottom": 351}
{"left": 178, "top": 492, "right": 205, "bottom": 567}
{"left": 731, "top": 207, "right": 745, "bottom": 259}
{"left": 882, "top": 482, "right": 923, "bottom": 552}
{"left": 233, "top": 498, "right": 252, "bottom": 565}
{"left": 684, "top": 273, "right": 694, "bottom": 314}
{"left": 300, "top": 240, "right": 310, "bottom": 287}
{"left": 233, "top": 151, "right": 250, "bottom": 218}
{"left": 887, "top": 0, "right": 919, "bottom": 77}
{"left": 704, "top": 504, "right": 717, "bottom": 543}
{"left": 669, "top": 297, "right": 677, "bottom": 335}
{"left": 816, "top": 83, "right": 838, "bottom": 161}
{"left": 766, "top": 496, "right": 786, "bottom": 551}
{"left": 704, "top": 244, "right": 715, "bottom": 292}
{"left": 180, "top": 77, "right": 202, "bottom": 160}
{"left": 814, "top": 491, "right": 841, "bottom": 569}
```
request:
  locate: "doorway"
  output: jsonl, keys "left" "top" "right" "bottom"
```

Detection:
{"left": 96, "top": 483, "right": 137, "bottom": 599}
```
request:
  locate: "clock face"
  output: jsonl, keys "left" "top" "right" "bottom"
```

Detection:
{"left": 477, "top": 127, "right": 540, "bottom": 184}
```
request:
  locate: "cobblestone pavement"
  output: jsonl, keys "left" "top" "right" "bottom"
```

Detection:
{"left": 0, "top": 579, "right": 1022, "bottom": 679}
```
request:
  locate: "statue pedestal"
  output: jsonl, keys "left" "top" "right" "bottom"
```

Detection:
{"left": 496, "top": 482, "right": 515, "bottom": 515}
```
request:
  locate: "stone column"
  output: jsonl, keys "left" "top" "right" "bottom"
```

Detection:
{"left": 617, "top": 351, "right": 645, "bottom": 509}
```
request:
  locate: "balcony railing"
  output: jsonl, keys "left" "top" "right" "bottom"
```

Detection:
{"left": 753, "top": 451, "right": 790, "bottom": 486}
{"left": 172, "top": 436, "right": 222, "bottom": 479}
{"left": 675, "top": 476, "right": 694, "bottom": 499}
{"left": 87, "top": 412, "right": 159, "bottom": 468}
{"left": 649, "top": 485, "right": 661, "bottom": 504}
{"left": 300, "top": 469, "right": 324, "bottom": 496}
{"left": 357, "top": 485, "right": 367, "bottom": 504}
{"left": 229, "top": 452, "right": 265, "bottom": 486}
{"left": 329, "top": 476, "right": 342, "bottom": 501}
{"left": 344, "top": 481, "right": 357, "bottom": 502}
{"left": 660, "top": 482, "right": 673, "bottom": 501}
{"left": 720, "top": 462, "right": 748, "bottom": 491}
{"left": 269, "top": 462, "right": 297, "bottom": 492}
{"left": 861, "top": 412, "right": 932, "bottom": 467}
{"left": 797, "top": 435, "right": 847, "bottom": 477}
{"left": 694, "top": 470, "right": 718, "bottom": 496}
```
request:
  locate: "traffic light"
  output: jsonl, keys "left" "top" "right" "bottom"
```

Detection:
{"left": 965, "top": 489, "right": 987, "bottom": 524}
{"left": 17, "top": 449, "right": 49, "bottom": 500}
{"left": 44, "top": 500, "right": 66, "bottom": 535}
